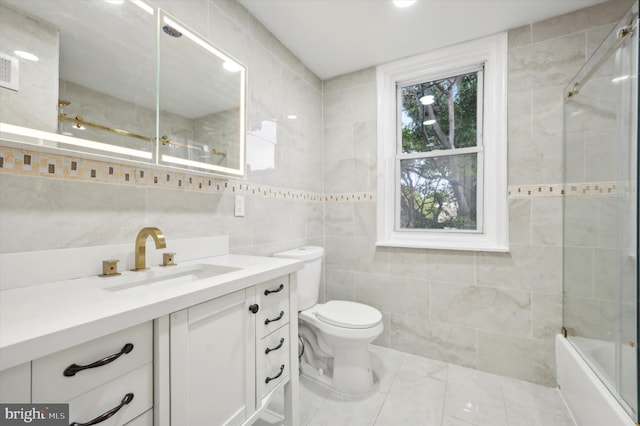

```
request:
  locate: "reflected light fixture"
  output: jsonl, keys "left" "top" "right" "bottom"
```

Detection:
{"left": 423, "top": 119, "right": 436, "bottom": 125}
{"left": 287, "top": 114, "right": 297, "bottom": 120}
{"left": 612, "top": 75, "right": 630, "bottom": 83}
{"left": 393, "top": 0, "right": 417, "bottom": 7}
{"left": 105, "top": 0, "right": 125, "bottom": 4}
{"left": 419, "top": 95, "right": 434, "bottom": 105}
{"left": 14, "top": 50, "right": 39, "bottom": 61}
{"left": 223, "top": 61, "right": 242, "bottom": 72}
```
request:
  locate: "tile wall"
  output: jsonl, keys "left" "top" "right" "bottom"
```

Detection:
{"left": 0, "top": 0, "right": 324, "bottom": 261}
{"left": 321, "top": 0, "right": 634, "bottom": 386}
{"left": 0, "top": 0, "right": 634, "bottom": 387}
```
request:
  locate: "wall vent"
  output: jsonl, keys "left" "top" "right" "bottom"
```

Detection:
{"left": 0, "top": 53, "right": 19, "bottom": 91}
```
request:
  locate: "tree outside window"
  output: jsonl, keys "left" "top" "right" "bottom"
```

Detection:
{"left": 397, "top": 69, "right": 483, "bottom": 232}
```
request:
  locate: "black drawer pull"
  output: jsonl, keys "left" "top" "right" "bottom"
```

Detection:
{"left": 265, "top": 364, "right": 285, "bottom": 384}
{"left": 265, "top": 338, "right": 285, "bottom": 354}
{"left": 264, "top": 311, "right": 284, "bottom": 325}
{"left": 69, "top": 392, "right": 134, "bottom": 426}
{"left": 63, "top": 343, "right": 134, "bottom": 377}
{"left": 264, "top": 284, "right": 284, "bottom": 296}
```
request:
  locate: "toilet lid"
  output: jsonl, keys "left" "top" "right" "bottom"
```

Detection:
{"left": 315, "top": 301, "right": 382, "bottom": 329}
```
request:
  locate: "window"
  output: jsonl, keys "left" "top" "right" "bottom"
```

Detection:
{"left": 376, "top": 33, "right": 508, "bottom": 251}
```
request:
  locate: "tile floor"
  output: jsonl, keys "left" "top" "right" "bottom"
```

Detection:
{"left": 265, "top": 345, "right": 576, "bottom": 426}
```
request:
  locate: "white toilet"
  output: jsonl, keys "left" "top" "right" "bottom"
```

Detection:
{"left": 273, "top": 246, "right": 383, "bottom": 395}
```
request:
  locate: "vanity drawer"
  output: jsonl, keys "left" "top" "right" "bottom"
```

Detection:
{"left": 67, "top": 363, "right": 152, "bottom": 426}
{"left": 258, "top": 354, "right": 289, "bottom": 399}
{"left": 257, "top": 296, "right": 289, "bottom": 338}
{"left": 32, "top": 321, "right": 152, "bottom": 402}
{"left": 125, "top": 409, "right": 153, "bottom": 426}
{"left": 258, "top": 324, "right": 290, "bottom": 366}
{"left": 257, "top": 276, "right": 289, "bottom": 307}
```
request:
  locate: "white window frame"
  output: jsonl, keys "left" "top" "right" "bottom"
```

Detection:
{"left": 376, "top": 33, "right": 508, "bottom": 252}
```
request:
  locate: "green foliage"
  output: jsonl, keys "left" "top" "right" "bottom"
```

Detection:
{"left": 399, "top": 71, "right": 480, "bottom": 230}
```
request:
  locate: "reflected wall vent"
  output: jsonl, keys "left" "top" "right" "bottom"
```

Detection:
{"left": 0, "top": 53, "right": 19, "bottom": 91}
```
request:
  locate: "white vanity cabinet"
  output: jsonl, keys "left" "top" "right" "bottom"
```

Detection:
{"left": 169, "top": 275, "right": 296, "bottom": 426}
{"left": 0, "top": 362, "right": 30, "bottom": 402}
{"left": 31, "top": 321, "right": 153, "bottom": 426}
{"left": 169, "top": 288, "right": 256, "bottom": 425}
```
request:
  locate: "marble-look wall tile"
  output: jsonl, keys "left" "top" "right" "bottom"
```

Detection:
{"left": 562, "top": 246, "right": 594, "bottom": 297}
{"left": 477, "top": 331, "right": 556, "bottom": 386}
{"left": 531, "top": 0, "right": 634, "bottom": 43}
{"left": 477, "top": 245, "right": 562, "bottom": 294}
{"left": 508, "top": 32, "right": 585, "bottom": 94}
{"left": 390, "top": 314, "right": 478, "bottom": 368}
{"left": 0, "top": 174, "right": 146, "bottom": 253}
{"left": 325, "top": 269, "right": 355, "bottom": 302}
{"left": 430, "top": 282, "right": 532, "bottom": 337}
{"left": 531, "top": 293, "right": 562, "bottom": 339}
{"left": 325, "top": 236, "right": 389, "bottom": 275}
{"left": 531, "top": 198, "right": 562, "bottom": 246}
{"left": 508, "top": 25, "right": 532, "bottom": 49}
{"left": 508, "top": 199, "right": 531, "bottom": 245}
{"left": 355, "top": 272, "right": 430, "bottom": 320}
{"left": 0, "top": 4, "right": 59, "bottom": 133}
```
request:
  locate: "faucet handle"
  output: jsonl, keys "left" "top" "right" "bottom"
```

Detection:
{"left": 161, "top": 252, "right": 177, "bottom": 267}
{"left": 100, "top": 259, "right": 121, "bottom": 277}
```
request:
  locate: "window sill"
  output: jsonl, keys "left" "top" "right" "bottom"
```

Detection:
{"left": 375, "top": 235, "right": 509, "bottom": 253}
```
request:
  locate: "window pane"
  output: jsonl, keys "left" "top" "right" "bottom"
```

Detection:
{"left": 400, "top": 71, "right": 478, "bottom": 154}
{"left": 400, "top": 154, "right": 478, "bottom": 230}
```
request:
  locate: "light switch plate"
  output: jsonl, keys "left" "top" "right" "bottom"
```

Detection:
{"left": 234, "top": 195, "right": 245, "bottom": 217}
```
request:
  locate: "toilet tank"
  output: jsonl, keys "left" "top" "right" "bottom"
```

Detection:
{"left": 273, "top": 246, "right": 324, "bottom": 311}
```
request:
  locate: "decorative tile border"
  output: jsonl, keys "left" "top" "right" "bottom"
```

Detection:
{"left": 0, "top": 146, "right": 629, "bottom": 203}
{"left": 508, "top": 182, "right": 628, "bottom": 199}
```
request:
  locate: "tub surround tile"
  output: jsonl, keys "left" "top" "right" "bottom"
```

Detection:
{"left": 508, "top": 199, "right": 532, "bottom": 245}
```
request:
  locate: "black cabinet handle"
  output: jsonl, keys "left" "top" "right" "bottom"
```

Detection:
{"left": 63, "top": 343, "right": 134, "bottom": 377}
{"left": 264, "top": 284, "right": 284, "bottom": 296}
{"left": 265, "top": 365, "right": 285, "bottom": 384}
{"left": 249, "top": 304, "right": 260, "bottom": 314}
{"left": 264, "top": 311, "right": 284, "bottom": 325}
{"left": 69, "top": 393, "right": 134, "bottom": 426}
{"left": 265, "top": 338, "right": 285, "bottom": 354}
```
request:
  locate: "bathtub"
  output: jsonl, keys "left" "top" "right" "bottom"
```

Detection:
{"left": 556, "top": 334, "right": 636, "bottom": 426}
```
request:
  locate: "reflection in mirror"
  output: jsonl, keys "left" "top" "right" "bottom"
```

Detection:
{"left": 0, "top": 0, "right": 246, "bottom": 176}
{"left": 158, "top": 13, "right": 245, "bottom": 175}
{"left": 0, "top": 0, "right": 157, "bottom": 161}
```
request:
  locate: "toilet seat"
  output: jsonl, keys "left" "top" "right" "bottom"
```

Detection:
{"left": 315, "top": 301, "right": 382, "bottom": 329}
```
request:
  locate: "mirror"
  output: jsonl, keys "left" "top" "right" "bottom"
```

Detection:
{"left": 0, "top": 0, "right": 246, "bottom": 177}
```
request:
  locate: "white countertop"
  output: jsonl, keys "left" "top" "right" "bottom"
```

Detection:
{"left": 0, "top": 254, "right": 302, "bottom": 371}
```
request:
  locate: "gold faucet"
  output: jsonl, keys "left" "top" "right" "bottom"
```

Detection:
{"left": 133, "top": 227, "right": 167, "bottom": 271}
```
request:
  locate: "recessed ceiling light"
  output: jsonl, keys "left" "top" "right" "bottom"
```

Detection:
{"left": 423, "top": 119, "right": 436, "bottom": 125}
{"left": 14, "top": 50, "right": 39, "bottom": 61}
{"left": 393, "top": 0, "right": 417, "bottom": 8}
{"left": 419, "top": 95, "right": 434, "bottom": 105}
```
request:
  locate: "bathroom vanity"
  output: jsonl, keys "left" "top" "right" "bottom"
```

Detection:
{"left": 0, "top": 236, "right": 301, "bottom": 426}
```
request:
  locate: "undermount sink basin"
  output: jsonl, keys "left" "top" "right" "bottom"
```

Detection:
{"left": 103, "top": 263, "right": 240, "bottom": 292}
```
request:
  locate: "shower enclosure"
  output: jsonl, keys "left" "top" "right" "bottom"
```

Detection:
{"left": 562, "top": 1, "right": 638, "bottom": 423}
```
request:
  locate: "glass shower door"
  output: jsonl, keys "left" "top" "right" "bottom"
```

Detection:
{"left": 562, "top": 2, "right": 638, "bottom": 419}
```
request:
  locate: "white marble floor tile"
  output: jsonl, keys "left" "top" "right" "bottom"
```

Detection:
{"left": 260, "top": 344, "right": 576, "bottom": 426}
{"left": 374, "top": 365, "right": 446, "bottom": 426}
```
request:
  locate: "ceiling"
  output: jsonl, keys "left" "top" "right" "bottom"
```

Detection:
{"left": 239, "top": 0, "right": 605, "bottom": 80}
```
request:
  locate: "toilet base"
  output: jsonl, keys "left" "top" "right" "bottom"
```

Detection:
{"left": 300, "top": 345, "right": 374, "bottom": 395}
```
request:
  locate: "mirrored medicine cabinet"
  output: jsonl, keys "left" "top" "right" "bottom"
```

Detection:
{"left": 0, "top": 0, "right": 246, "bottom": 177}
